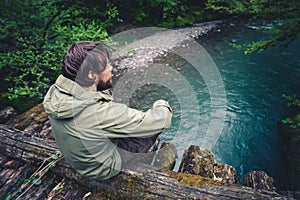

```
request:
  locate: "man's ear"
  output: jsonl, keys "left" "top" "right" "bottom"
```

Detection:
{"left": 88, "top": 71, "right": 97, "bottom": 80}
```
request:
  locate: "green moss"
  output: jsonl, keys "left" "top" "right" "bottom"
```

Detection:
{"left": 9, "top": 103, "right": 44, "bottom": 130}
{"left": 127, "top": 178, "right": 134, "bottom": 190}
{"left": 34, "top": 111, "right": 48, "bottom": 123}
{"left": 167, "top": 171, "right": 224, "bottom": 187}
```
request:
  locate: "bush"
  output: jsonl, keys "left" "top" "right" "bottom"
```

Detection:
{"left": 0, "top": 0, "right": 120, "bottom": 111}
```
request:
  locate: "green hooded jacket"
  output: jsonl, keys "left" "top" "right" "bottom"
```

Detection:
{"left": 43, "top": 75, "right": 172, "bottom": 180}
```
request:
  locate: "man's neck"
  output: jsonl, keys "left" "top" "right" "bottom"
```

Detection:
{"left": 83, "top": 83, "right": 97, "bottom": 91}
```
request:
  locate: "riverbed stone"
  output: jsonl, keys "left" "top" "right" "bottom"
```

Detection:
{"left": 178, "top": 145, "right": 214, "bottom": 178}
{"left": 212, "top": 163, "right": 239, "bottom": 184}
{"left": 243, "top": 170, "right": 274, "bottom": 190}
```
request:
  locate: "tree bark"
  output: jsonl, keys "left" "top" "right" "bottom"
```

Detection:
{"left": 0, "top": 125, "right": 289, "bottom": 199}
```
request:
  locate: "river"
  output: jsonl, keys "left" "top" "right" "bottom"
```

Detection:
{"left": 124, "top": 23, "right": 300, "bottom": 189}
{"left": 198, "top": 23, "right": 300, "bottom": 189}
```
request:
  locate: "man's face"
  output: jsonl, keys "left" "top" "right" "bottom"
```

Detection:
{"left": 97, "top": 64, "right": 113, "bottom": 91}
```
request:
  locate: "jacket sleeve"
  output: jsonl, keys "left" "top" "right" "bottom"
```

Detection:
{"left": 98, "top": 99, "right": 172, "bottom": 138}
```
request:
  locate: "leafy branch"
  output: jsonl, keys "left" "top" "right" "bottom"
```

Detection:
{"left": 282, "top": 94, "right": 300, "bottom": 129}
{"left": 5, "top": 153, "right": 63, "bottom": 200}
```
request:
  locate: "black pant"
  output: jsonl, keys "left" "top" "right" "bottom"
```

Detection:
{"left": 116, "top": 134, "right": 159, "bottom": 168}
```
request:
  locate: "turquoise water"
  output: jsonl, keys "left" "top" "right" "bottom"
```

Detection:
{"left": 196, "top": 25, "right": 300, "bottom": 188}
{"left": 127, "top": 24, "right": 300, "bottom": 189}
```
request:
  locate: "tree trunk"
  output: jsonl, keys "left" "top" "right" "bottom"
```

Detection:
{"left": 0, "top": 125, "right": 289, "bottom": 199}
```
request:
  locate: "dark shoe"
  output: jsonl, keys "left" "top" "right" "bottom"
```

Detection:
{"left": 147, "top": 136, "right": 160, "bottom": 153}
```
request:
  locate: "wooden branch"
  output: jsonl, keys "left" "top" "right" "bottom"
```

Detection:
{"left": 0, "top": 125, "right": 289, "bottom": 199}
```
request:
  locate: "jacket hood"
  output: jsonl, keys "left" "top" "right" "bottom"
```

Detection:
{"left": 43, "top": 75, "right": 113, "bottom": 119}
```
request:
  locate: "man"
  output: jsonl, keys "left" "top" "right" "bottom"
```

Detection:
{"left": 43, "top": 41, "right": 172, "bottom": 180}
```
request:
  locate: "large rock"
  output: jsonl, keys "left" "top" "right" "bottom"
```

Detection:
{"left": 213, "top": 163, "right": 239, "bottom": 184}
{"left": 178, "top": 145, "right": 214, "bottom": 178}
{"left": 153, "top": 142, "right": 177, "bottom": 170}
{"left": 243, "top": 171, "right": 274, "bottom": 190}
{"left": 178, "top": 145, "right": 239, "bottom": 185}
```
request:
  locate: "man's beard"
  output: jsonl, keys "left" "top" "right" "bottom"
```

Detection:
{"left": 97, "top": 79, "right": 112, "bottom": 91}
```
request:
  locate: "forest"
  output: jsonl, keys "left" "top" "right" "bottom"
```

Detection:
{"left": 0, "top": 0, "right": 299, "bottom": 112}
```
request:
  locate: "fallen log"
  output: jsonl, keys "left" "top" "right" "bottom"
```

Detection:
{"left": 0, "top": 125, "right": 290, "bottom": 199}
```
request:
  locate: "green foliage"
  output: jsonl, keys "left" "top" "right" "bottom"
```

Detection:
{"left": 207, "top": 0, "right": 300, "bottom": 53}
{"left": 5, "top": 194, "right": 11, "bottom": 200}
{"left": 282, "top": 115, "right": 300, "bottom": 129}
{"left": 22, "top": 176, "right": 42, "bottom": 185}
{"left": 206, "top": 0, "right": 300, "bottom": 17}
{"left": 51, "top": 153, "right": 60, "bottom": 160}
{"left": 243, "top": 40, "right": 273, "bottom": 54}
{"left": 112, "top": 0, "right": 207, "bottom": 28}
{"left": 0, "top": 0, "right": 119, "bottom": 103}
{"left": 206, "top": 0, "right": 247, "bottom": 15}
{"left": 229, "top": 43, "right": 243, "bottom": 51}
{"left": 32, "top": 177, "right": 42, "bottom": 185}
{"left": 282, "top": 94, "right": 300, "bottom": 107}
{"left": 282, "top": 94, "right": 300, "bottom": 129}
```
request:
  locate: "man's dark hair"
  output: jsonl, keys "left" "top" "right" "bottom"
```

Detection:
{"left": 62, "top": 41, "right": 110, "bottom": 87}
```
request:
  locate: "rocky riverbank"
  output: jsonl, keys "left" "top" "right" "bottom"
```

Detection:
{"left": 110, "top": 20, "right": 223, "bottom": 79}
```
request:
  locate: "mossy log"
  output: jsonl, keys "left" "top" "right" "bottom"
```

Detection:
{"left": 0, "top": 125, "right": 289, "bottom": 199}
